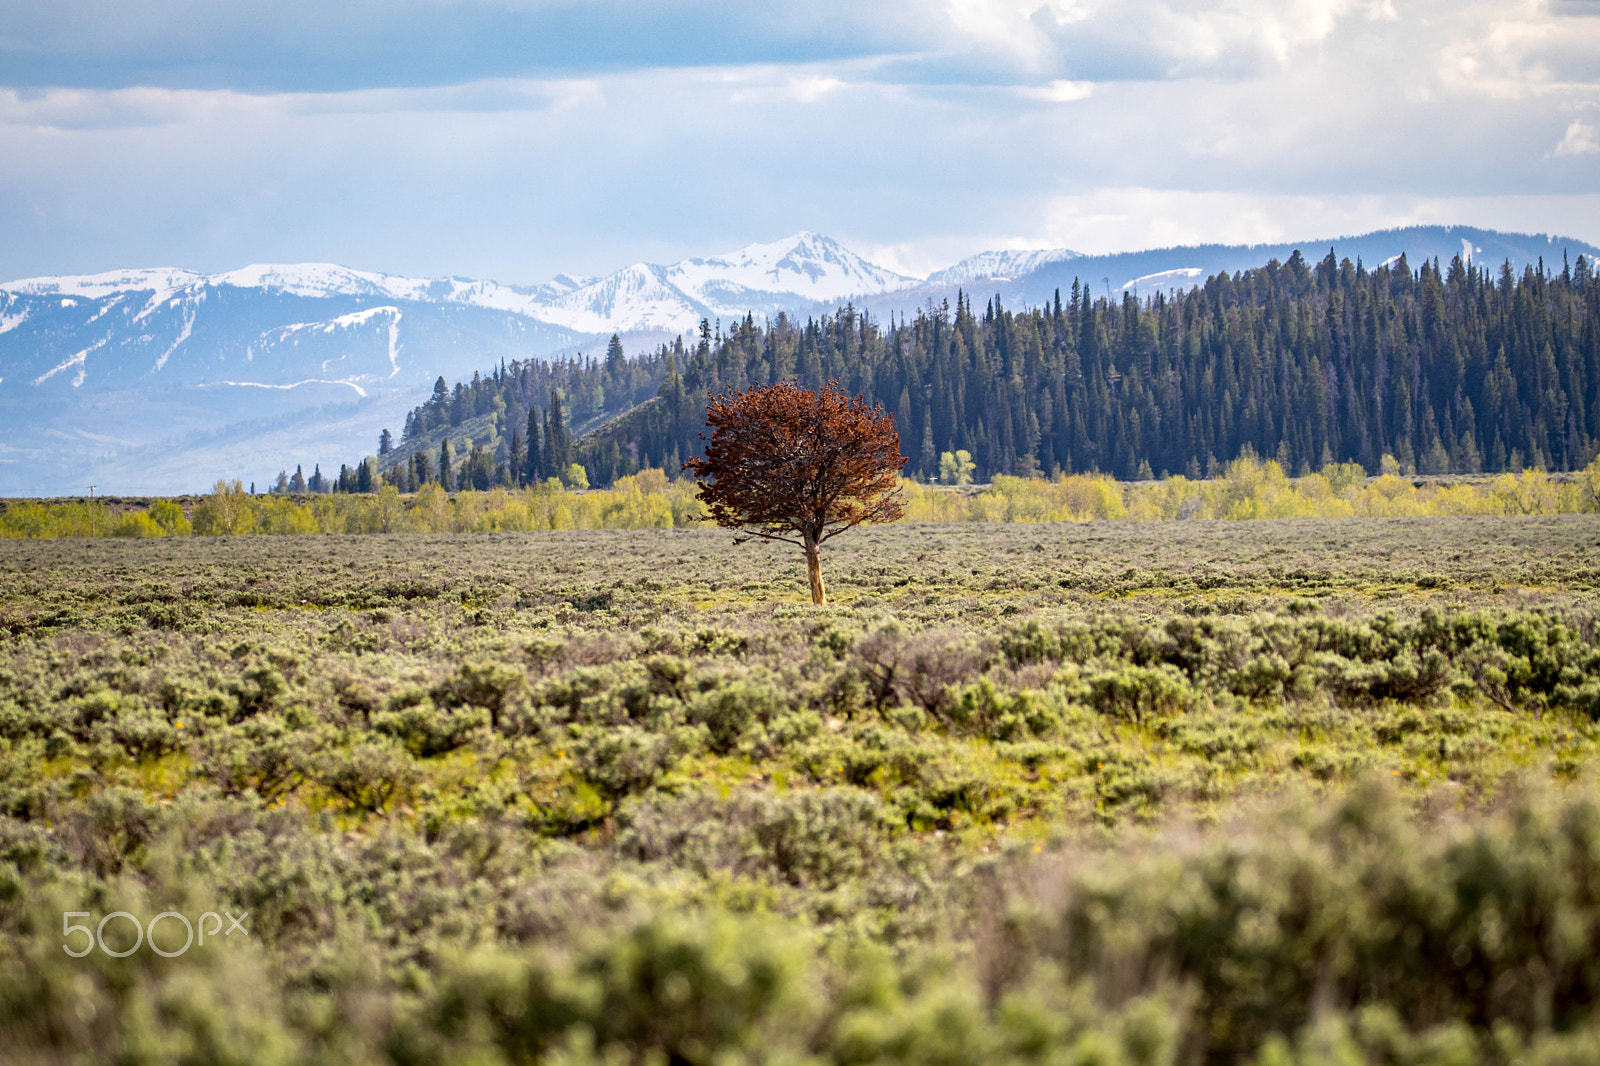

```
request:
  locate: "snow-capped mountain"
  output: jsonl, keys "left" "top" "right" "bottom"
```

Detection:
{"left": 666, "top": 231, "right": 914, "bottom": 308}
{"left": 2, "top": 232, "right": 913, "bottom": 348}
{"left": 530, "top": 233, "right": 915, "bottom": 335}
{"left": 4, "top": 225, "right": 1596, "bottom": 497}
{"left": 0, "top": 232, "right": 919, "bottom": 494}
{"left": 924, "top": 248, "right": 1080, "bottom": 286}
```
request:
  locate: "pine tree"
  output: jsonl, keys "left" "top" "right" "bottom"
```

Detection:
{"left": 919, "top": 408, "right": 936, "bottom": 478}
{"left": 439, "top": 440, "right": 454, "bottom": 492}
{"left": 544, "top": 389, "right": 569, "bottom": 475}
{"left": 525, "top": 406, "right": 543, "bottom": 484}
{"left": 379, "top": 429, "right": 393, "bottom": 456}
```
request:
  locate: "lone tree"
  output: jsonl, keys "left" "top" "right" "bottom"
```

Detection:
{"left": 685, "top": 381, "right": 906, "bottom": 605}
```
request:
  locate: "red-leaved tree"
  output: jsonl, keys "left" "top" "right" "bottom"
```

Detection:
{"left": 684, "top": 381, "right": 906, "bottom": 604}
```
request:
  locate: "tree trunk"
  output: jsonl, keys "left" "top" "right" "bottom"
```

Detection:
{"left": 803, "top": 536, "right": 826, "bottom": 605}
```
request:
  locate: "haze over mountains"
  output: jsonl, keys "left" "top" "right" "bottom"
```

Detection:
{"left": 2, "top": 225, "right": 1596, "bottom": 496}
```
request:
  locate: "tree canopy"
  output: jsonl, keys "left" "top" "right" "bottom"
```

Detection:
{"left": 685, "top": 381, "right": 905, "bottom": 604}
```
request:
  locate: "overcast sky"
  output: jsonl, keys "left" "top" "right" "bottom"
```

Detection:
{"left": 2, "top": 0, "right": 1597, "bottom": 283}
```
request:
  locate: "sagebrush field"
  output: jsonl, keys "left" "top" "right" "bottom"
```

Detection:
{"left": 3, "top": 517, "right": 1600, "bottom": 1064}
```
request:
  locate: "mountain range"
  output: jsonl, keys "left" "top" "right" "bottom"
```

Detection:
{"left": 2, "top": 225, "right": 1596, "bottom": 496}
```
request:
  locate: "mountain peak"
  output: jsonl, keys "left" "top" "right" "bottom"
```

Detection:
{"left": 666, "top": 231, "right": 915, "bottom": 311}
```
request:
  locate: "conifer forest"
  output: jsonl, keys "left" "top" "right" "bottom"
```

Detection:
{"left": 383, "top": 251, "right": 1598, "bottom": 491}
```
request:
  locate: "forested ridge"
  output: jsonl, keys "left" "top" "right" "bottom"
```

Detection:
{"left": 364, "top": 249, "right": 1599, "bottom": 490}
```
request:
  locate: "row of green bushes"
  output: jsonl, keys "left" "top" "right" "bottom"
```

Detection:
{"left": 5, "top": 453, "right": 1600, "bottom": 539}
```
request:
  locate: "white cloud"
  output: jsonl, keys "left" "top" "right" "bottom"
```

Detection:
{"left": 1553, "top": 118, "right": 1600, "bottom": 155}
{"left": 1434, "top": 2, "right": 1600, "bottom": 101}
{"left": 729, "top": 71, "right": 852, "bottom": 104}
{"left": 1034, "top": 188, "right": 1600, "bottom": 255}
{"left": 1017, "top": 79, "right": 1093, "bottom": 102}
{"left": 1, "top": 3, "right": 1598, "bottom": 281}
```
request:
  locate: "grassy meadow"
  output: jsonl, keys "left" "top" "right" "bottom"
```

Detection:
{"left": 3, "top": 516, "right": 1600, "bottom": 1064}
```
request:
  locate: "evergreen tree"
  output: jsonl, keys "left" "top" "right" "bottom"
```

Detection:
{"left": 379, "top": 429, "right": 393, "bottom": 456}
{"left": 605, "top": 333, "right": 626, "bottom": 384}
{"left": 544, "top": 389, "right": 570, "bottom": 475}
{"left": 525, "top": 406, "right": 543, "bottom": 484}
{"left": 466, "top": 444, "right": 494, "bottom": 490}
{"left": 439, "top": 440, "right": 454, "bottom": 492}
{"left": 426, "top": 376, "right": 450, "bottom": 431}
{"left": 289, "top": 465, "right": 307, "bottom": 493}
{"left": 919, "top": 409, "right": 937, "bottom": 478}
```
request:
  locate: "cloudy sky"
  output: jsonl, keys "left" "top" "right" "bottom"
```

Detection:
{"left": 1, "top": 0, "right": 1598, "bottom": 283}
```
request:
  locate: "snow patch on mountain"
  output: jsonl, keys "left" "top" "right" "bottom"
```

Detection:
{"left": 34, "top": 338, "right": 107, "bottom": 387}
{"left": 4, "top": 267, "right": 204, "bottom": 299}
{"left": 215, "top": 264, "right": 430, "bottom": 302}
{"left": 1122, "top": 267, "right": 1204, "bottom": 291}
{"left": 925, "top": 248, "right": 1080, "bottom": 286}
{"left": 153, "top": 304, "right": 196, "bottom": 372}
{"left": 203, "top": 378, "right": 369, "bottom": 397}
{"left": 270, "top": 306, "right": 402, "bottom": 340}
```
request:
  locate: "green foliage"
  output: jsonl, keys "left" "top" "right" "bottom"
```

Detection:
{"left": 939, "top": 449, "right": 976, "bottom": 486}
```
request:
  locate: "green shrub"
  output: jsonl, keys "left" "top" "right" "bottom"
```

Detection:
{"left": 572, "top": 725, "right": 681, "bottom": 802}
{"left": 685, "top": 677, "right": 784, "bottom": 754}
{"left": 370, "top": 698, "right": 489, "bottom": 757}
{"left": 438, "top": 661, "right": 526, "bottom": 731}
{"left": 316, "top": 735, "right": 418, "bottom": 812}
{"left": 580, "top": 913, "right": 813, "bottom": 1065}
{"left": 109, "top": 511, "right": 164, "bottom": 538}
{"left": 1083, "top": 664, "right": 1193, "bottom": 722}
{"left": 617, "top": 788, "right": 894, "bottom": 890}
{"left": 191, "top": 716, "right": 323, "bottom": 802}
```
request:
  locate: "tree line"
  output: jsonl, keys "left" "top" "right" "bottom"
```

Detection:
{"left": 314, "top": 250, "right": 1598, "bottom": 489}
{"left": 8, "top": 453, "right": 1599, "bottom": 540}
